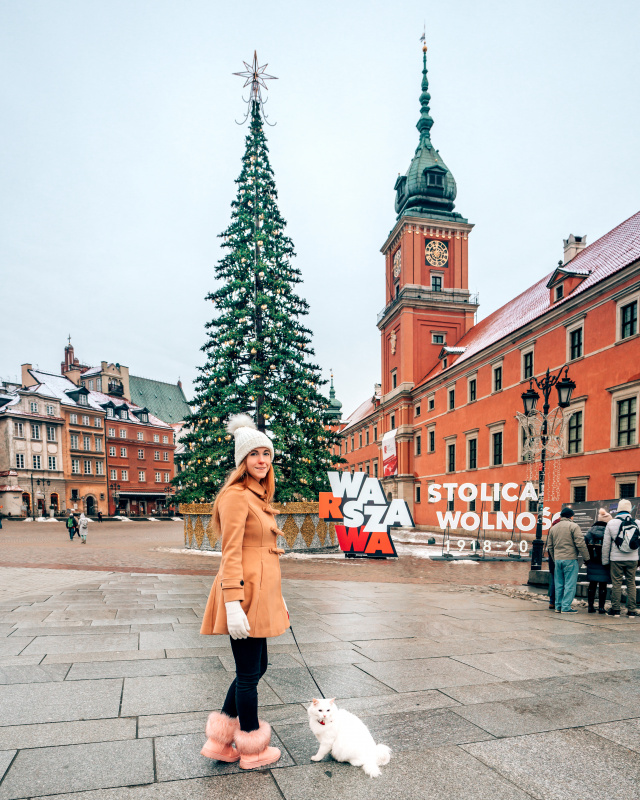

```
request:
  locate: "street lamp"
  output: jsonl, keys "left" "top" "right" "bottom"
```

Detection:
{"left": 522, "top": 366, "right": 576, "bottom": 571}
{"left": 109, "top": 482, "right": 121, "bottom": 515}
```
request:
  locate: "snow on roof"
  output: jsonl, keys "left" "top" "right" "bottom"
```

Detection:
{"left": 341, "top": 396, "right": 377, "bottom": 432}
{"left": 80, "top": 366, "right": 101, "bottom": 377}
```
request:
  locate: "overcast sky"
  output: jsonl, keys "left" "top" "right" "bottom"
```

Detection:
{"left": 1, "top": 0, "right": 638, "bottom": 418}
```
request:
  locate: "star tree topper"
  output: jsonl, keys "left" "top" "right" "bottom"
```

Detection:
{"left": 233, "top": 51, "right": 277, "bottom": 122}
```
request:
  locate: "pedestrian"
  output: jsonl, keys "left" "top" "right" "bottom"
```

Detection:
{"left": 200, "top": 414, "right": 289, "bottom": 770}
{"left": 67, "top": 512, "right": 76, "bottom": 541}
{"left": 547, "top": 507, "right": 590, "bottom": 613}
{"left": 546, "top": 512, "right": 561, "bottom": 610}
{"left": 78, "top": 512, "right": 89, "bottom": 544}
{"left": 602, "top": 499, "right": 640, "bottom": 617}
{"left": 97, "top": 510, "right": 103, "bottom": 523}
{"left": 585, "top": 509, "right": 612, "bottom": 614}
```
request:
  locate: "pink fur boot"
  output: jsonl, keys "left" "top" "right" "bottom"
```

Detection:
{"left": 201, "top": 711, "right": 240, "bottom": 762}
{"left": 234, "top": 720, "right": 281, "bottom": 769}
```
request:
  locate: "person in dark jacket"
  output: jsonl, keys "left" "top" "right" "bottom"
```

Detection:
{"left": 584, "top": 508, "right": 612, "bottom": 614}
{"left": 545, "top": 513, "right": 561, "bottom": 609}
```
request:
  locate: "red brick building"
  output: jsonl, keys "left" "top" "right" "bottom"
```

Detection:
{"left": 338, "top": 45, "right": 640, "bottom": 530}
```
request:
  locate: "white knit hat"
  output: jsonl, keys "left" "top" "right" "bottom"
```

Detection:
{"left": 227, "top": 414, "right": 274, "bottom": 468}
{"left": 617, "top": 499, "right": 633, "bottom": 514}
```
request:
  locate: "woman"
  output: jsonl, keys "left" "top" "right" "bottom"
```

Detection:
{"left": 78, "top": 512, "right": 89, "bottom": 544}
{"left": 585, "top": 508, "right": 612, "bottom": 614}
{"left": 200, "top": 414, "right": 289, "bottom": 770}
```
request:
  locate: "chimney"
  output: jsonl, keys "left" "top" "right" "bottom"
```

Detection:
{"left": 21, "top": 364, "right": 36, "bottom": 388}
{"left": 177, "top": 379, "right": 182, "bottom": 390}
{"left": 563, "top": 234, "right": 587, "bottom": 264}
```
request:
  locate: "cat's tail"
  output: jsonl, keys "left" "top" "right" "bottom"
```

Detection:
{"left": 376, "top": 744, "right": 391, "bottom": 766}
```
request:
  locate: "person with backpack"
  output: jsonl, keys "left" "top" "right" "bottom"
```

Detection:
{"left": 67, "top": 512, "right": 77, "bottom": 541}
{"left": 584, "top": 508, "right": 612, "bottom": 614}
{"left": 602, "top": 499, "right": 640, "bottom": 617}
{"left": 547, "top": 507, "right": 590, "bottom": 613}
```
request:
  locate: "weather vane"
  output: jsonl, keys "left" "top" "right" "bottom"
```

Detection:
{"left": 233, "top": 51, "right": 277, "bottom": 125}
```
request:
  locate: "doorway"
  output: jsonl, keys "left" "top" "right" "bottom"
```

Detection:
{"left": 86, "top": 496, "right": 95, "bottom": 516}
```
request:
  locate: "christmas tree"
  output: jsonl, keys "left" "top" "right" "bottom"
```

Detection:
{"left": 175, "top": 56, "right": 343, "bottom": 503}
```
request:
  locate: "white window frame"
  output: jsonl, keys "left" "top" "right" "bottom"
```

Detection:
{"left": 120, "top": 447, "right": 127, "bottom": 457}
{"left": 109, "top": 446, "right": 116, "bottom": 457}
{"left": 616, "top": 290, "right": 640, "bottom": 342}
{"left": 72, "top": 458, "right": 80, "bottom": 475}
{"left": 467, "top": 372, "right": 478, "bottom": 403}
{"left": 16, "top": 453, "right": 25, "bottom": 469}
{"left": 565, "top": 399, "right": 586, "bottom": 455}
{"left": 430, "top": 271, "right": 444, "bottom": 292}
{"left": 94, "top": 417, "right": 102, "bottom": 428}
{"left": 487, "top": 421, "right": 506, "bottom": 467}
{"left": 163, "top": 451, "right": 169, "bottom": 461}
{"left": 427, "top": 424, "right": 436, "bottom": 453}
{"left": 14, "top": 422, "right": 23, "bottom": 437}
{"left": 431, "top": 332, "right": 446, "bottom": 345}
{"left": 427, "top": 394, "right": 435, "bottom": 411}
{"left": 84, "top": 460, "right": 92, "bottom": 475}
{"left": 31, "top": 424, "right": 41, "bottom": 440}
{"left": 95, "top": 437, "right": 103, "bottom": 452}
{"left": 164, "top": 472, "right": 170, "bottom": 482}
{"left": 48, "top": 455, "right": 57, "bottom": 470}
{"left": 78, "top": 394, "right": 88, "bottom": 406}
{"left": 137, "top": 432, "right": 144, "bottom": 441}
{"left": 615, "top": 474, "right": 638, "bottom": 499}
{"left": 163, "top": 435, "right": 168, "bottom": 444}
{"left": 521, "top": 346, "right": 535, "bottom": 381}
{"left": 82, "top": 415, "right": 90, "bottom": 426}
{"left": 154, "top": 451, "right": 160, "bottom": 461}
{"left": 568, "top": 478, "right": 589, "bottom": 503}
{"left": 46, "top": 405, "right": 55, "bottom": 416}
{"left": 610, "top": 381, "right": 640, "bottom": 449}
{"left": 153, "top": 434, "right": 160, "bottom": 443}
{"left": 491, "top": 360, "right": 504, "bottom": 393}
{"left": 70, "top": 413, "right": 78, "bottom": 424}
{"left": 415, "top": 484, "right": 421, "bottom": 503}
{"left": 110, "top": 469, "right": 117, "bottom": 480}
{"left": 70, "top": 434, "right": 79, "bottom": 450}
{"left": 465, "top": 429, "right": 479, "bottom": 470}
{"left": 415, "top": 432, "right": 422, "bottom": 456}
{"left": 83, "top": 436, "right": 91, "bottom": 451}
{"left": 46, "top": 425, "right": 56, "bottom": 442}
{"left": 139, "top": 470, "right": 146, "bottom": 482}
{"left": 155, "top": 472, "right": 162, "bottom": 483}
{"left": 138, "top": 449, "right": 144, "bottom": 459}
{"left": 121, "top": 469, "right": 128, "bottom": 481}
{"left": 120, "top": 429, "right": 127, "bottom": 438}
{"left": 30, "top": 402, "right": 38, "bottom": 413}
{"left": 108, "top": 427, "right": 115, "bottom": 437}
{"left": 96, "top": 461, "right": 104, "bottom": 476}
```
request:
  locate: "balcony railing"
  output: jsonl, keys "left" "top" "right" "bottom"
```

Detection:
{"left": 108, "top": 383, "right": 124, "bottom": 397}
{"left": 377, "top": 287, "right": 479, "bottom": 324}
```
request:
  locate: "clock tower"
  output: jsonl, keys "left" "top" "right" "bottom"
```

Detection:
{"left": 377, "top": 41, "right": 478, "bottom": 502}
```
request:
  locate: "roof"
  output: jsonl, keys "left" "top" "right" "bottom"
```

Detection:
{"left": 341, "top": 396, "right": 377, "bottom": 432}
{"left": 417, "top": 209, "right": 640, "bottom": 386}
{"left": 128, "top": 375, "right": 191, "bottom": 425}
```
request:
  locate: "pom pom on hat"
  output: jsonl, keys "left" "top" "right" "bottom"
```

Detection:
{"left": 598, "top": 508, "right": 613, "bottom": 523}
{"left": 227, "top": 413, "right": 274, "bottom": 468}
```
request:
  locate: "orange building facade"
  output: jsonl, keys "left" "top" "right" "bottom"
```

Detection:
{"left": 337, "top": 45, "right": 640, "bottom": 531}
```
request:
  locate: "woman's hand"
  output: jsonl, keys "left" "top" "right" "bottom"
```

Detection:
{"left": 225, "top": 601, "right": 250, "bottom": 639}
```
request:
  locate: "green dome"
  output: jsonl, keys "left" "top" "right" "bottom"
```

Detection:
{"left": 394, "top": 47, "right": 466, "bottom": 223}
{"left": 326, "top": 372, "right": 342, "bottom": 421}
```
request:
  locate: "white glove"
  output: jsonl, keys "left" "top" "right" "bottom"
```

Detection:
{"left": 225, "top": 601, "right": 250, "bottom": 640}
{"left": 283, "top": 597, "right": 289, "bottom": 617}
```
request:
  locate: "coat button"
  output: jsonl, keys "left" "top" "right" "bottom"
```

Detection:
{"left": 240, "top": 580, "right": 244, "bottom": 586}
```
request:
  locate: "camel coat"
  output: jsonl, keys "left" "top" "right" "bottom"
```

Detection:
{"left": 200, "top": 476, "right": 290, "bottom": 639}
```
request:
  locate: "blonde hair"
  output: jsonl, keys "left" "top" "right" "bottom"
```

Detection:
{"left": 211, "top": 457, "right": 275, "bottom": 533}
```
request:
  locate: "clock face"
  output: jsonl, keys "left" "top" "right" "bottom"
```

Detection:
{"left": 425, "top": 240, "right": 448, "bottom": 268}
{"left": 393, "top": 248, "right": 401, "bottom": 278}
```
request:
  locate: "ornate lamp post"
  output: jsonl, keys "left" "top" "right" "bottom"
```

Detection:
{"left": 109, "top": 483, "right": 120, "bottom": 516}
{"left": 521, "top": 366, "right": 576, "bottom": 570}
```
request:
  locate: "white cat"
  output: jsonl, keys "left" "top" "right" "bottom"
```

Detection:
{"left": 307, "top": 698, "right": 391, "bottom": 778}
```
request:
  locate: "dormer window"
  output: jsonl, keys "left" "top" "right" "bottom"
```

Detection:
{"left": 139, "top": 412, "right": 148, "bottom": 424}
{"left": 119, "top": 408, "right": 128, "bottom": 420}
{"left": 427, "top": 172, "right": 444, "bottom": 188}
{"left": 78, "top": 394, "right": 88, "bottom": 406}
{"left": 106, "top": 408, "right": 114, "bottom": 418}
{"left": 555, "top": 284, "right": 564, "bottom": 301}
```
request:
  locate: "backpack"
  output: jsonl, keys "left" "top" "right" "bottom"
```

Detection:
{"left": 614, "top": 517, "right": 640, "bottom": 553}
{"left": 67, "top": 517, "right": 74, "bottom": 529}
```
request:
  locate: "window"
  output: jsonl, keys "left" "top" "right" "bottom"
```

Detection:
{"left": 154, "top": 450, "right": 161, "bottom": 460}
{"left": 163, "top": 435, "right": 168, "bottom": 444}
{"left": 137, "top": 432, "right": 144, "bottom": 441}
{"left": 48, "top": 456, "right": 57, "bottom": 470}
{"left": 120, "top": 429, "right": 127, "bottom": 438}
{"left": 14, "top": 422, "right": 23, "bottom": 437}
{"left": 139, "top": 471, "right": 146, "bottom": 482}
{"left": 351, "top": 436, "right": 354, "bottom": 451}
{"left": 415, "top": 405, "right": 421, "bottom": 418}
{"left": 568, "top": 411, "right": 583, "bottom": 454}
{"left": 138, "top": 449, "right": 144, "bottom": 459}
{"left": 108, "top": 427, "right": 115, "bottom": 437}
{"left": 70, "top": 434, "right": 79, "bottom": 450}
{"left": 392, "top": 371, "right": 397, "bottom": 390}
{"left": 555, "top": 284, "right": 564, "bottom": 301}
{"left": 390, "top": 414, "right": 395, "bottom": 430}
{"left": 46, "top": 425, "right": 56, "bottom": 442}
{"left": 620, "top": 483, "right": 636, "bottom": 499}
{"left": 88, "top": 380, "right": 94, "bottom": 390}
{"left": 573, "top": 485, "right": 587, "bottom": 503}
{"left": 442, "top": 358, "right": 448, "bottom": 369}
{"left": 31, "top": 424, "right": 41, "bottom": 440}
{"left": 617, "top": 398, "right": 637, "bottom": 446}
{"left": 621, "top": 301, "right": 638, "bottom": 339}
{"left": 120, "top": 447, "right": 127, "bottom": 457}
{"left": 164, "top": 472, "right": 170, "bottom": 482}
{"left": 83, "top": 436, "right": 91, "bottom": 451}
{"left": 374, "top": 461, "right": 378, "bottom": 477}
{"left": 78, "top": 394, "right": 88, "bottom": 406}
{"left": 107, "top": 408, "right": 114, "bottom": 418}
{"left": 119, "top": 409, "right": 128, "bottom": 420}
{"left": 153, "top": 434, "right": 160, "bottom": 443}
{"left": 162, "top": 452, "right": 169, "bottom": 462}
{"left": 447, "top": 443, "right": 456, "bottom": 473}
{"left": 570, "top": 328, "right": 583, "bottom": 360}
{"left": 427, "top": 172, "right": 444, "bottom": 187}
{"left": 95, "top": 437, "right": 103, "bottom": 452}
{"left": 469, "top": 498, "right": 476, "bottom": 512}
{"left": 468, "top": 438, "right": 477, "bottom": 470}
{"left": 373, "top": 426, "right": 378, "bottom": 441}
{"left": 82, "top": 415, "right": 90, "bottom": 426}
{"left": 15, "top": 453, "right": 24, "bottom": 469}
{"left": 70, "top": 413, "right": 78, "bottom": 424}
{"left": 72, "top": 459, "right": 80, "bottom": 474}
{"left": 366, "top": 429, "right": 370, "bottom": 445}
{"left": 358, "top": 433, "right": 362, "bottom": 448}
{"left": 46, "top": 405, "right": 55, "bottom": 416}
{"left": 96, "top": 461, "right": 104, "bottom": 475}
{"left": 94, "top": 417, "right": 102, "bottom": 428}
{"left": 469, "top": 379, "right": 477, "bottom": 403}
{"left": 492, "top": 432, "right": 503, "bottom": 466}
{"left": 493, "top": 485, "right": 501, "bottom": 512}
{"left": 29, "top": 454, "right": 39, "bottom": 469}
{"left": 155, "top": 472, "right": 162, "bottom": 483}
{"left": 121, "top": 470, "right": 128, "bottom": 481}
{"left": 493, "top": 366, "right": 503, "bottom": 392}
{"left": 523, "top": 351, "right": 534, "bottom": 380}
{"left": 431, "top": 275, "right": 442, "bottom": 292}
{"left": 415, "top": 435, "right": 421, "bottom": 456}
{"left": 448, "top": 388, "right": 455, "bottom": 410}
{"left": 109, "top": 446, "right": 116, "bottom": 457}
{"left": 415, "top": 485, "right": 421, "bottom": 503}
{"left": 30, "top": 402, "right": 38, "bottom": 413}
{"left": 84, "top": 460, "right": 92, "bottom": 475}
{"left": 429, "top": 430, "right": 435, "bottom": 453}
{"left": 110, "top": 469, "right": 117, "bottom": 480}
{"left": 97, "top": 378, "right": 102, "bottom": 391}
{"left": 428, "top": 397, "right": 435, "bottom": 411}
{"left": 447, "top": 497, "right": 454, "bottom": 512}
{"left": 432, "top": 333, "right": 445, "bottom": 345}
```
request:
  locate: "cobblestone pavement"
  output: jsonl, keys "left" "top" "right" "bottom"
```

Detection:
{"left": 0, "top": 520, "right": 530, "bottom": 586}
{"left": 1, "top": 568, "right": 640, "bottom": 799}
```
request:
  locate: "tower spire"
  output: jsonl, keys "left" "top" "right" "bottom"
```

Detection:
{"left": 417, "top": 39, "right": 434, "bottom": 142}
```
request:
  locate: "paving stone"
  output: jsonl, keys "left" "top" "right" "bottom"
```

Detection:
{"left": 42, "top": 649, "right": 166, "bottom": 664}
{"left": 0, "top": 640, "right": 33, "bottom": 658}
{"left": 0, "top": 663, "right": 69, "bottom": 684}
{"left": 0, "top": 739, "right": 153, "bottom": 799}
{"left": 0, "top": 656, "right": 44, "bottom": 667}
{"left": 290, "top": 648, "right": 375, "bottom": 667}
{"left": 264, "top": 664, "right": 391, "bottom": 703}
{"left": 355, "top": 657, "right": 503, "bottom": 692}
{"left": 218, "top": 652, "right": 301, "bottom": 672}
{"left": 33, "top": 772, "right": 282, "bottom": 799}
{"left": 338, "top": 690, "right": 459, "bottom": 716}
{"left": 139, "top": 631, "right": 230, "bottom": 651}
{"left": 20, "top": 633, "right": 139, "bottom": 655}
{"left": 587, "top": 717, "right": 640, "bottom": 753}
{"left": 0, "top": 679, "right": 122, "bottom": 726}
{"left": 271, "top": 745, "right": 531, "bottom": 800}
{"left": 0, "top": 751, "right": 15, "bottom": 783}
{"left": 451, "top": 648, "right": 591, "bottom": 680}
{"left": 439, "top": 681, "right": 536, "bottom": 705}
{"left": 0, "top": 718, "right": 136, "bottom": 751}
{"left": 464, "top": 728, "right": 640, "bottom": 800}
{"left": 8, "top": 625, "right": 129, "bottom": 637}
{"left": 66, "top": 656, "right": 224, "bottom": 680}
{"left": 120, "top": 673, "right": 281, "bottom": 716}
{"left": 452, "top": 688, "right": 638, "bottom": 736}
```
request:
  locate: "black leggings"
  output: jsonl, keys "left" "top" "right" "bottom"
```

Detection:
{"left": 587, "top": 581, "right": 608, "bottom": 608}
{"left": 221, "top": 637, "right": 268, "bottom": 732}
